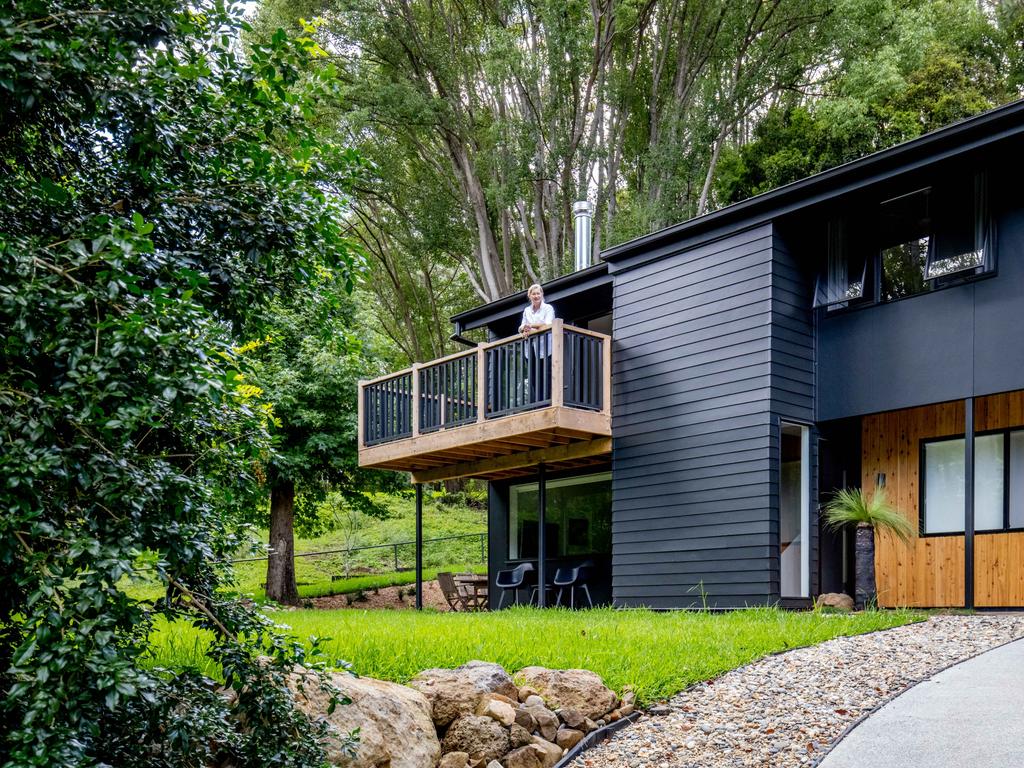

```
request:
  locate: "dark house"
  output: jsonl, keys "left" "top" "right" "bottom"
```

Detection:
{"left": 358, "top": 99, "right": 1024, "bottom": 610}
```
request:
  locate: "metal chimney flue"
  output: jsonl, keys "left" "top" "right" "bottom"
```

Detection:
{"left": 573, "top": 200, "right": 593, "bottom": 272}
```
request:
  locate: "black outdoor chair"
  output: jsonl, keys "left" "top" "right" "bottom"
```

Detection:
{"left": 554, "top": 561, "right": 594, "bottom": 609}
{"left": 495, "top": 562, "right": 534, "bottom": 608}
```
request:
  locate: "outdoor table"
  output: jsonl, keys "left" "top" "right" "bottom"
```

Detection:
{"left": 454, "top": 573, "right": 489, "bottom": 611}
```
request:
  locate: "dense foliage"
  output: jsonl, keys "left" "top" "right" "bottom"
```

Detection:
{"left": 258, "top": 0, "right": 1023, "bottom": 366}
{"left": 0, "top": 2, "right": 361, "bottom": 765}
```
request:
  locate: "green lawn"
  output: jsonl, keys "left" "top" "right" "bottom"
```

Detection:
{"left": 147, "top": 606, "right": 922, "bottom": 704}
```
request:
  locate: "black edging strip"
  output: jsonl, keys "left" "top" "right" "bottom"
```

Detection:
{"left": 557, "top": 711, "right": 642, "bottom": 767}
{"left": 809, "top": 629, "right": 1024, "bottom": 767}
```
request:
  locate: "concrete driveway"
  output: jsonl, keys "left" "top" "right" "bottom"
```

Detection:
{"left": 819, "top": 636, "right": 1024, "bottom": 768}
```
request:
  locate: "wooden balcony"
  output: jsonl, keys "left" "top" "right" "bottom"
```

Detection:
{"left": 358, "top": 320, "right": 612, "bottom": 482}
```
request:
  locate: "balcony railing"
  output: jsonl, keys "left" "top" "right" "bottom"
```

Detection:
{"left": 358, "top": 320, "right": 610, "bottom": 451}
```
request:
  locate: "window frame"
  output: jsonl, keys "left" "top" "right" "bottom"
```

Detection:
{"left": 817, "top": 171, "right": 995, "bottom": 315}
{"left": 507, "top": 470, "right": 612, "bottom": 561}
{"left": 919, "top": 427, "right": 1024, "bottom": 537}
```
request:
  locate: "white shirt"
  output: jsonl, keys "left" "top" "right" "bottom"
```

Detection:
{"left": 519, "top": 302, "right": 554, "bottom": 331}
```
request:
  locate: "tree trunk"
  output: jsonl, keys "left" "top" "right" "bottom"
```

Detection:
{"left": 266, "top": 479, "right": 300, "bottom": 606}
{"left": 854, "top": 524, "right": 876, "bottom": 610}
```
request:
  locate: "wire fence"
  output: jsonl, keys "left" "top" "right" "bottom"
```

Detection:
{"left": 232, "top": 532, "right": 487, "bottom": 584}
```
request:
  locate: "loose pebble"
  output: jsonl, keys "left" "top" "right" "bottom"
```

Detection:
{"left": 582, "top": 615, "right": 1024, "bottom": 767}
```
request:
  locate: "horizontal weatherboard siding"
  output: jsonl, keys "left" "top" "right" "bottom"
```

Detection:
{"left": 612, "top": 224, "right": 777, "bottom": 609}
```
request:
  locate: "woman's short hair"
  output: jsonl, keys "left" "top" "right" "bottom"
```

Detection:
{"left": 527, "top": 283, "right": 543, "bottom": 295}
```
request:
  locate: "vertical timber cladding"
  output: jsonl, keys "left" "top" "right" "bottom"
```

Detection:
{"left": 610, "top": 224, "right": 779, "bottom": 608}
{"left": 861, "top": 392, "right": 1024, "bottom": 608}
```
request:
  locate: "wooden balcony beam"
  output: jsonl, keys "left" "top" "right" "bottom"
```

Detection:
{"left": 410, "top": 437, "right": 612, "bottom": 484}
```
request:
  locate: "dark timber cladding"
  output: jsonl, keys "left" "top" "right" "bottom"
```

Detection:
{"left": 770, "top": 228, "right": 817, "bottom": 597}
{"left": 610, "top": 223, "right": 778, "bottom": 608}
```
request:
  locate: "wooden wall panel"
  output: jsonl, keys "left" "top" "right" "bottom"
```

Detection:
{"left": 862, "top": 391, "right": 1024, "bottom": 607}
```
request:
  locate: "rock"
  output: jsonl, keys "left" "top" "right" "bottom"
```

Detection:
{"left": 516, "top": 668, "right": 617, "bottom": 721}
{"left": 489, "top": 692, "right": 518, "bottom": 706}
{"left": 486, "top": 762, "right": 503, "bottom": 768}
{"left": 816, "top": 592, "right": 855, "bottom": 612}
{"left": 513, "top": 708, "right": 536, "bottom": 732}
{"left": 410, "top": 661, "right": 519, "bottom": 727}
{"left": 620, "top": 690, "right": 636, "bottom": 708}
{"left": 441, "top": 715, "right": 511, "bottom": 764}
{"left": 555, "top": 728, "right": 584, "bottom": 750}
{"left": 618, "top": 703, "right": 634, "bottom": 717}
{"left": 518, "top": 686, "right": 540, "bottom": 703}
{"left": 523, "top": 694, "right": 545, "bottom": 709}
{"left": 529, "top": 736, "right": 562, "bottom": 768}
{"left": 501, "top": 746, "right": 542, "bottom": 768}
{"left": 556, "top": 707, "right": 586, "bottom": 730}
{"left": 582, "top": 718, "right": 598, "bottom": 733}
{"left": 647, "top": 705, "right": 671, "bottom": 716}
{"left": 524, "top": 706, "right": 559, "bottom": 742}
{"left": 439, "top": 753, "right": 470, "bottom": 768}
{"left": 608, "top": 709, "right": 621, "bottom": 722}
{"left": 289, "top": 669, "right": 440, "bottom": 768}
{"left": 509, "top": 724, "right": 534, "bottom": 749}
{"left": 476, "top": 696, "right": 516, "bottom": 726}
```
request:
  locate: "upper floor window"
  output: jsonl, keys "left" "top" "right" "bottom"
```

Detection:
{"left": 815, "top": 172, "right": 992, "bottom": 310}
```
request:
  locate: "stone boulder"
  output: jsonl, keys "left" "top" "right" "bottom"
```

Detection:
{"left": 556, "top": 728, "right": 584, "bottom": 750}
{"left": 476, "top": 695, "right": 516, "bottom": 726}
{"left": 501, "top": 746, "right": 542, "bottom": 768}
{"left": 410, "top": 661, "right": 519, "bottom": 727}
{"left": 523, "top": 705, "right": 558, "bottom": 742}
{"left": 512, "top": 708, "right": 536, "bottom": 732}
{"left": 441, "top": 714, "right": 511, "bottom": 763}
{"left": 529, "top": 737, "right": 562, "bottom": 768}
{"left": 516, "top": 668, "right": 617, "bottom": 721}
{"left": 439, "top": 753, "right": 470, "bottom": 768}
{"left": 816, "top": 592, "right": 855, "bottom": 612}
{"left": 289, "top": 670, "right": 440, "bottom": 768}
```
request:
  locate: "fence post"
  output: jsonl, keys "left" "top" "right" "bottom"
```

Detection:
{"left": 551, "top": 320, "right": 564, "bottom": 408}
{"left": 476, "top": 344, "right": 487, "bottom": 422}
{"left": 357, "top": 380, "right": 366, "bottom": 448}
{"left": 394, "top": 543, "right": 400, "bottom": 572}
{"left": 411, "top": 363, "right": 421, "bottom": 438}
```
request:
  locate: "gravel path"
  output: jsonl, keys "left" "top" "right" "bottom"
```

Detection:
{"left": 579, "top": 615, "right": 1024, "bottom": 768}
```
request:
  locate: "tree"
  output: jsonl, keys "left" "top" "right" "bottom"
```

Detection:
{"left": 241, "top": 271, "right": 399, "bottom": 604}
{"left": 714, "top": 0, "right": 1020, "bottom": 205}
{"left": 0, "top": 2, "right": 360, "bottom": 765}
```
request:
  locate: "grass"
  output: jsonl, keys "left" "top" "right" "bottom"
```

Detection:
{"left": 147, "top": 606, "right": 923, "bottom": 705}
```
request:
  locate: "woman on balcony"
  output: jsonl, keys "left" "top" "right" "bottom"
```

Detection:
{"left": 519, "top": 284, "right": 555, "bottom": 336}
{"left": 519, "top": 284, "right": 556, "bottom": 405}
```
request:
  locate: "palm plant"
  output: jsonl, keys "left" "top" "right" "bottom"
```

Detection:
{"left": 822, "top": 486, "right": 913, "bottom": 609}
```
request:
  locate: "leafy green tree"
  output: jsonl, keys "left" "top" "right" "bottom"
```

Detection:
{"left": 241, "top": 271, "right": 400, "bottom": 605}
{"left": 715, "top": 0, "right": 1019, "bottom": 205}
{"left": 0, "top": 2, "right": 360, "bottom": 765}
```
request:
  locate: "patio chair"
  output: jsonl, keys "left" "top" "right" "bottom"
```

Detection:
{"left": 553, "top": 561, "right": 594, "bottom": 609}
{"left": 437, "top": 571, "right": 469, "bottom": 612}
{"left": 495, "top": 562, "right": 534, "bottom": 608}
